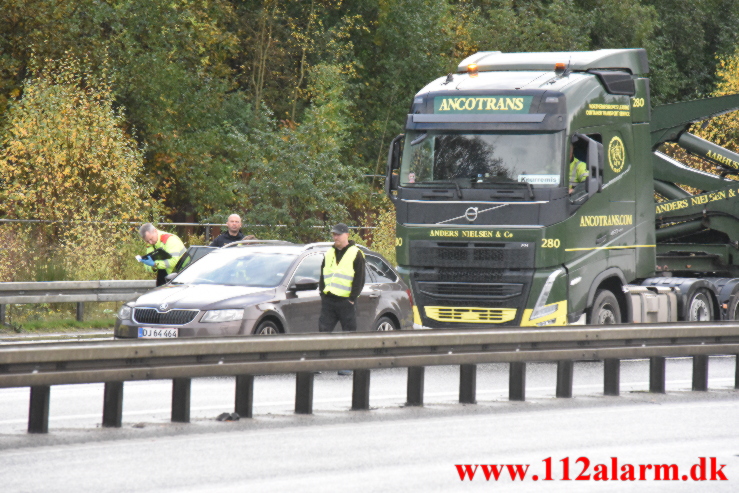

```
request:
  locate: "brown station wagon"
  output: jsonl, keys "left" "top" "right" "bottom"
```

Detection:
{"left": 115, "top": 241, "right": 414, "bottom": 338}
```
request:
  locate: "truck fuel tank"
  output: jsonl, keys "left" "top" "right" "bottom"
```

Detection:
{"left": 624, "top": 285, "right": 678, "bottom": 323}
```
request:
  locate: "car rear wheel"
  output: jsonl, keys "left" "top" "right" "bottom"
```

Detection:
{"left": 254, "top": 320, "right": 281, "bottom": 335}
{"left": 373, "top": 316, "right": 397, "bottom": 331}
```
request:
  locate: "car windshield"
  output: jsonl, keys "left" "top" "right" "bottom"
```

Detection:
{"left": 399, "top": 131, "right": 564, "bottom": 187}
{"left": 173, "top": 250, "right": 298, "bottom": 287}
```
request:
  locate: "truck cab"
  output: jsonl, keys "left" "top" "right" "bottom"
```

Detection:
{"left": 386, "top": 49, "right": 663, "bottom": 328}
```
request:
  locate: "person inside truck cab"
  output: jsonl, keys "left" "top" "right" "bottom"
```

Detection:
{"left": 568, "top": 145, "right": 588, "bottom": 193}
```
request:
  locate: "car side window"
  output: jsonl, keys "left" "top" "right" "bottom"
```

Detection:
{"left": 365, "top": 255, "right": 397, "bottom": 283}
{"left": 291, "top": 254, "right": 324, "bottom": 284}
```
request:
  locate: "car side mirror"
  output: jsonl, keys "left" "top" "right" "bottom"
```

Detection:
{"left": 289, "top": 277, "right": 319, "bottom": 292}
{"left": 164, "top": 272, "right": 178, "bottom": 283}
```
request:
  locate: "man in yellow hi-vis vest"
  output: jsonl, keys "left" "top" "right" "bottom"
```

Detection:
{"left": 569, "top": 146, "right": 588, "bottom": 193}
{"left": 138, "top": 223, "right": 187, "bottom": 286}
{"left": 318, "top": 223, "right": 366, "bottom": 332}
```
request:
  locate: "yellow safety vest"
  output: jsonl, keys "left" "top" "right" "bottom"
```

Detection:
{"left": 145, "top": 232, "right": 187, "bottom": 275}
{"left": 322, "top": 245, "right": 363, "bottom": 297}
{"left": 569, "top": 157, "right": 588, "bottom": 185}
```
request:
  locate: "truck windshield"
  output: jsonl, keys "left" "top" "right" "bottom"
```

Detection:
{"left": 399, "top": 131, "right": 563, "bottom": 187}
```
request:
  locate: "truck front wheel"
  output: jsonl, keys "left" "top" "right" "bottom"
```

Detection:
{"left": 589, "top": 289, "right": 621, "bottom": 325}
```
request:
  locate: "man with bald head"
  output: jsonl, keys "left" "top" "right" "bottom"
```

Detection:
{"left": 209, "top": 214, "right": 255, "bottom": 247}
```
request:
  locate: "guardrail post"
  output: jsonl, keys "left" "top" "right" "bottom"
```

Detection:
{"left": 459, "top": 364, "right": 476, "bottom": 404}
{"left": 649, "top": 356, "right": 666, "bottom": 393}
{"left": 0, "top": 304, "right": 5, "bottom": 325}
{"left": 295, "top": 372, "right": 314, "bottom": 414}
{"left": 171, "top": 378, "right": 191, "bottom": 423}
{"left": 406, "top": 367, "right": 425, "bottom": 406}
{"left": 352, "top": 369, "right": 371, "bottom": 410}
{"left": 76, "top": 302, "right": 84, "bottom": 322}
{"left": 235, "top": 375, "right": 254, "bottom": 418}
{"left": 692, "top": 355, "right": 709, "bottom": 391}
{"left": 102, "top": 382, "right": 124, "bottom": 427}
{"left": 28, "top": 385, "right": 51, "bottom": 434}
{"left": 735, "top": 355, "right": 739, "bottom": 390}
{"left": 205, "top": 225, "right": 211, "bottom": 243}
{"left": 604, "top": 358, "right": 620, "bottom": 396}
{"left": 556, "top": 360, "right": 573, "bottom": 398}
{"left": 509, "top": 362, "right": 526, "bottom": 401}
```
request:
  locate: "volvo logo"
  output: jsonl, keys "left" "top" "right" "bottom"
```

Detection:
{"left": 465, "top": 207, "right": 479, "bottom": 222}
{"left": 159, "top": 303, "right": 169, "bottom": 312}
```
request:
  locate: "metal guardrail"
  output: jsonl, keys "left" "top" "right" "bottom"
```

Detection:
{"left": 1, "top": 323, "right": 738, "bottom": 433}
{"left": 0, "top": 280, "right": 155, "bottom": 324}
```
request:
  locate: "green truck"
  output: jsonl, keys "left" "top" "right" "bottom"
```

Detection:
{"left": 385, "top": 49, "right": 739, "bottom": 328}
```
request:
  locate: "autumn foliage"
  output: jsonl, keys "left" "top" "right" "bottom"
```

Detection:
{"left": 0, "top": 55, "right": 152, "bottom": 223}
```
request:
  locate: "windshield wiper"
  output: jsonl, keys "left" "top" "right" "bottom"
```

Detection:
{"left": 426, "top": 179, "right": 464, "bottom": 199}
{"left": 440, "top": 180, "right": 463, "bottom": 199}
{"left": 507, "top": 181, "right": 535, "bottom": 199}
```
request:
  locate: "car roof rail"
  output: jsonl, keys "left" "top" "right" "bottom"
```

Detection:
{"left": 222, "top": 240, "right": 296, "bottom": 248}
{"left": 303, "top": 242, "right": 373, "bottom": 253}
{"left": 303, "top": 242, "right": 333, "bottom": 250}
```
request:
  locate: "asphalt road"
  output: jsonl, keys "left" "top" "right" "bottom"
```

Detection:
{"left": 1, "top": 357, "right": 737, "bottom": 492}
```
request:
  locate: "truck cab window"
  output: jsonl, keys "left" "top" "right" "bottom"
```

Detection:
{"left": 400, "top": 131, "right": 564, "bottom": 188}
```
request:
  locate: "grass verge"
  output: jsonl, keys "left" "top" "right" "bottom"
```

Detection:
{"left": 0, "top": 317, "right": 116, "bottom": 334}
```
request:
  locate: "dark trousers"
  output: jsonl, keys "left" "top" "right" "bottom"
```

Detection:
{"left": 318, "top": 295, "right": 357, "bottom": 332}
{"left": 156, "top": 269, "right": 168, "bottom": 287}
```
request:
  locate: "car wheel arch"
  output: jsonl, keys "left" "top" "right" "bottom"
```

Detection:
{"left": 252, "top": 313, "right": 285, "bottom": 334}
{"left": 372, "top": 311, "right": 401, "bottom": 331}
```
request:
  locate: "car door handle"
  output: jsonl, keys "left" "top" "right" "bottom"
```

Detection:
{"left": 595, "top": 233, "right": 608, "bottom": 245}
{"left": 369, "top": 292, "right": 381, "bottom": 298}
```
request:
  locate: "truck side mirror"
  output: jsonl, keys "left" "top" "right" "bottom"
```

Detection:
{"left": 385, "top": 134, "right": 404, "bottom": 201}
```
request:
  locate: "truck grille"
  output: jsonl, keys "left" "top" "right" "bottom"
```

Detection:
{"left": 133, "top": 308, "right": 199, "bottom": 326}
{"left": 425, "top": 306, "right": 516, "bottom": 324}
{"left": 417, "top": 282, "right": 523, "bottom": 300}
{"left": 410, "top": 241, "right": 534, "bottom": 269}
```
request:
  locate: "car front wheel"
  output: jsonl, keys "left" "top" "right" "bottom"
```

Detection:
{"left": 373, "top": 316, "right": 398, "bottom": 331}
{"left": 254, "top": 320, "right": 281, "bottom": 335}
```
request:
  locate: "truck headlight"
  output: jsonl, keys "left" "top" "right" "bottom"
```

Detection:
{"left": 529, "top": 269, "right": 562, "bottom": 320}
{"left": 117, "top": 305, "right": 132, "bottom": 320}
{"left": 201, "top": 309, "right": 244, "bottom": 323}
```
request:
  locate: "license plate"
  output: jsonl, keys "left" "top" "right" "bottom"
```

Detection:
{"left": 138, "top": 327, "right": 178, "bottom": 338}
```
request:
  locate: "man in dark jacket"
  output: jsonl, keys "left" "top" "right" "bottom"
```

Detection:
{"left": 318, "top": 223, "right": 365, "bottom": 332}
{"left": 210, "top": 214, "right": 255, "bottom": 247}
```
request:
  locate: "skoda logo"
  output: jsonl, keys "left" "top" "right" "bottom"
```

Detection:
{"left": 159, "top": 303, "right": 169, "bottom": 312}
{"left": 465, "top": 207, "right": 479, "bottom": 222}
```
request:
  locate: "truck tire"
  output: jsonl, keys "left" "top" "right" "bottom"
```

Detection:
{"left": 727, "top": 294, "right": 739, "bottom": 321}
{"left": 589, "top": 289, "right": 621, "bottom": 325}
{"left": 685, "top": 289, "right": 713, "bottom": 321}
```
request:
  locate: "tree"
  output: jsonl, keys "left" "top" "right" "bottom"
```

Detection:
{"left": 0, "top": 55, "right": 151, "bottom": 223}
{"left": 237, "top": 64, "right": 362, "bottom": 241}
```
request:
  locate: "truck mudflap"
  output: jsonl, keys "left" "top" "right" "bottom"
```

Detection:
{"left": 624, "top": 285, "right": 678, "bottom": 323}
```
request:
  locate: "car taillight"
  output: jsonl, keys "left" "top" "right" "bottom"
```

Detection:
{"left": 406, "top": 289, "right": 414, "bottom": 307}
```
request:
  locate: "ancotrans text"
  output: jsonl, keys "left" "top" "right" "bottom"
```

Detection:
{"left": 456, "top": 457, "right": 728, "bottom": 482}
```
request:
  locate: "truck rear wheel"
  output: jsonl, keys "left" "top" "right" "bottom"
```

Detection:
{"left": 685, "top": 289, "right": 713, "bottom": 321}
{"left": 727, "top": 294, "right": 739, "bottom": 321}
{"left": 589, "top": 289, "right": 621, "bottom": 325}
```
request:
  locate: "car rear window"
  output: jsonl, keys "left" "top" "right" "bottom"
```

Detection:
{"left": 366, "top": 255, "right": 397, "bottom": 283}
